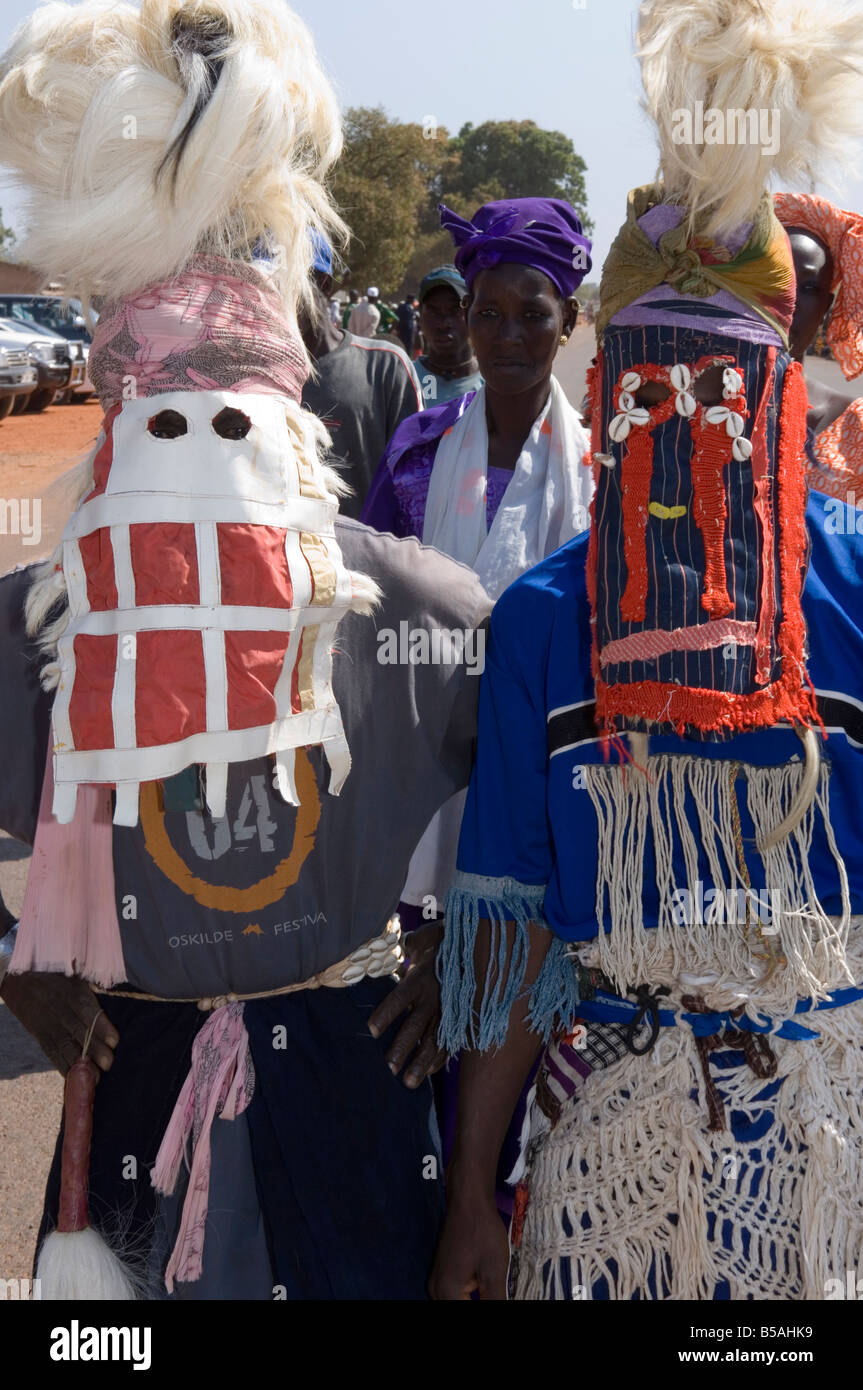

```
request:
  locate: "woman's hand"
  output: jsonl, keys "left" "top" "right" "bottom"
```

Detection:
{"left": 1, "top": 971, "right": 119, "bottom": 1075}
{"left": 429, "top": 1182, "right": 510, "bottom": 1300}
{"left": 367, "top": 921, "right": 446, "bottom": 1087}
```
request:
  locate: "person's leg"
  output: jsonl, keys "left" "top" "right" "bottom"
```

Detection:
{"left": 245, "top": 978, "right": 445, "bottom": 1299}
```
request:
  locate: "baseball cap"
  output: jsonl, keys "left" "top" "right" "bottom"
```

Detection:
{"left": 418, "top": 265, "right": 468, "bottom": 303}
{"left": 310, "top": 232, "right": 333, "bottom": 276}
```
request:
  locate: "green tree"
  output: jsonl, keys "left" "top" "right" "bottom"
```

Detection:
{"left": 447, "top": 121, "right": 592, "bottom": 231}
{"left": 331, "top": 107, "right": 449, "bottom": 296}
{"left": 331, "top": 110, "right": 593, "bottom": 299}
{"left": 0, "top": 209, "right": 16, "bottom": 257}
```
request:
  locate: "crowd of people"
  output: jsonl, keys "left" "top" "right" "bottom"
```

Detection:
{"left": 0, "top": 0, "right": 862, "bottom": 1307}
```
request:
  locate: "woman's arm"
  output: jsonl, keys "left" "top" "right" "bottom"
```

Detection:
{"left": 429, "top": 915, "right": 551, "bottom": 1301}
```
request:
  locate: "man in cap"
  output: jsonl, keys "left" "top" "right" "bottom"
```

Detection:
{"left": 415, "top": 265, "right": 482, "bottom": 407}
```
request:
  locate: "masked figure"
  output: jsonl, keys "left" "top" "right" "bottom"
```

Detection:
{"left": 431, "top": 0, "right": 863, "bottom": 1302}
{"left": 0, "top": 0, "right": 491, "bottom": 1299}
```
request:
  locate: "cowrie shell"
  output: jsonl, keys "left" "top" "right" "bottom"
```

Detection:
{"left": 341, "top": 964, "right": 366, "bottom": 984}
{"left": 609, "top": 414, "right": 631, "bottom": 443}
{"left": 618, "top": 390, "right": 636, "bottom": 412}
{"left": 595, "top": 452, "right": 616, "bottom": 468}
{"left": 732, "top": 436, "right": 753, "bottom": 461}
{"left": 669, "top": 363, "right": 691, "bottom": 391}
{"left": 704, "top": 406, "right": 730, "bottom": 426}
{"left": 725, "top": 411, "right": 745, "bottom": 438}
{"left": 675, "top": 391, "right": 696, "bottom": 417}
{"left": 621, "top": 372, "right": 642, "bottom": 391}
{"left": 722, "top": 368, "right": 743, "bottom": 396}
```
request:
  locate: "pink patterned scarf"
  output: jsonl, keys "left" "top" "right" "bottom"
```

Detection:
{"left": 11, "top": 753, "right": 123, "bottom": 987}
{"left": 151, "top": 1003, "right": 255, "bottom": 1292}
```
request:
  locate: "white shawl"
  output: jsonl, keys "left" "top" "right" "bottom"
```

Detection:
{"left": 421, "top": 375, "right": 592, "bottom": 599}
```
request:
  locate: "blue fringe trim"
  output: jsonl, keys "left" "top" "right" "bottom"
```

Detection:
{"left": 437, "top": 872, "right": 581, "bottom": 1052}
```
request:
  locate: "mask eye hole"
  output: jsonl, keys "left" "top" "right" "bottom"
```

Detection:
{"left": 148, "top": 409, "right": 188, "bottom": 439}
{"left": 212, "top": 407, "right": 252, "bottom": 440}
{"left": 634, "top": 382, "right": 669, "bottom": 407}
{"left": 692, "top": 364, "right": 726, "bottom": 406}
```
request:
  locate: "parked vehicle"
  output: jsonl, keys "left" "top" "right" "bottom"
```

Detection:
{"left": 0, "top": 315, "right": 75, "bottom": 412}
{"left": 0, "top": 293, "right": 93, "bottom": 401}
{"left": 0, "top": 319, "right": 38, "bottom": 418}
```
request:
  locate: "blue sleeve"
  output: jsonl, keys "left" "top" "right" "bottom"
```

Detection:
{"left": 456, "top": 599, "right": 554, "bottom": 886}
{"left": 438, "top": 579, "right": 579, "bottom": 1050}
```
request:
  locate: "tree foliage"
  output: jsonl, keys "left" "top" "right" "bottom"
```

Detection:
{"left": 448, "top": 121, "right": 590, "bottom": 221}
{"left": 331, "top": 110, "right": 592, "bottom": 297}
{"left": 0, "top": 209, "right": 16, "bottom": 257}
{"left": 330, "top": 108, "right": 448, "bottom": 294}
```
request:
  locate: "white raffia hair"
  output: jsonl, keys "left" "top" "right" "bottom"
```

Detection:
{"left": 25, "top": 403, "right": 379, "bottom": 692}
{"left": 0, "top": 0, "right": 346, "bottom": 350}
{"left": 637, "top": 0, "right": 863, "bottom": 237}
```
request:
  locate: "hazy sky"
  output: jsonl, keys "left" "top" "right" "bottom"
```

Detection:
{"left": 2, "top": 0, "right": 862, "bottom": 277}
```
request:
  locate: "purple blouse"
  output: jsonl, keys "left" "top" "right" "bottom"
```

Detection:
{"left": 361, "top": 390, "right": 512, "bottom": 541}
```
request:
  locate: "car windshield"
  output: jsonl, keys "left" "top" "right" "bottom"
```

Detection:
{"left": 0, "top": 297, "right": 94, "bottom": 342}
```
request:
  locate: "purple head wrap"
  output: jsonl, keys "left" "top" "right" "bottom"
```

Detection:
{"left": 439, "top": 197, "right": 592, "bottom": 297}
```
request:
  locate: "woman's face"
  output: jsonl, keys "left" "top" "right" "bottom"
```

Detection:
{"left": 467, "top": 263, "right": 576, "bottom": 396}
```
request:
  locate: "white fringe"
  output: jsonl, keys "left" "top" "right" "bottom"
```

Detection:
{"left": 513, "top": 958, "right": 863, "bottom": 1300}
{"left": 582, "top": 754, "right": 852, "bottom": 1016}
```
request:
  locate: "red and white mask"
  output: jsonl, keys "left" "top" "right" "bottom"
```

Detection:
{"left": 50, "top": 263, "right": 366, "bottom": 826}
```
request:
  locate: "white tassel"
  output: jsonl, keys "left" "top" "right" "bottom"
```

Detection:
{"left": 37, "top": 1227, "right": 138, "bottom": 1300}
{"left": 762, "top": 725, "right": 820, "bottom": 849}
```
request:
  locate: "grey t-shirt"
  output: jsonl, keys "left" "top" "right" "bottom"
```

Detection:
{"left": 302, "top": 333, "right": 422, "bottom": 519}
{"left": 0, "top": 522, "right": 491, "bottom": 998}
